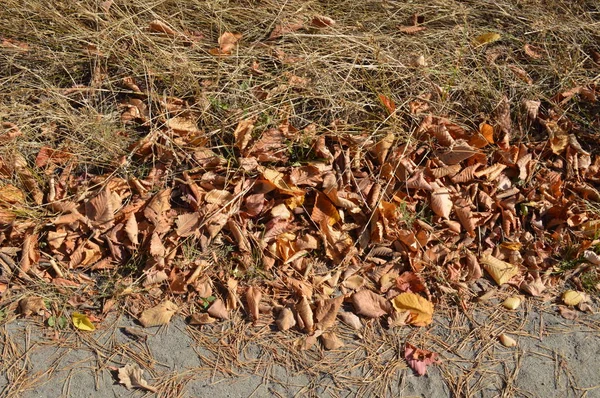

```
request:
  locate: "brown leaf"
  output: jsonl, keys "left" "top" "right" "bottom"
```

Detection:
{"left": 314, "top": 295, "right": 344, "bottom": 330}
{"left": 35, "top": 147, "right": 73, "bottom": 168}
{"left": 338, "top": 311, "right": 362, "bottom": 330}
{"left": 207, "top": 299, "right": 229, "bottom": 320}
{"left": 378, "top": 94, "right": 396, "bottom": 115}
{"left": 311, "top": 15, "right": 336, "bottom": 28}
{"left": 246, "top": 286, "right": 262, "bottom": 323}
{"left": 20, "top": 233, "right": 39, "bottom": 274}
{"left": 125, "top": 214, "right": 139, "bottom": 246}
{"left": 233, "top": 117, "right": 255, "bottom": 151}
{"left": 149, "top": 232, "right": 166, "bottom": 259}
{"left": 138, "top": 301, "right": 177, "bottom": 327}
{"left": 405, "top": 343, "right": 439, "bottom": 376}
{"left": 149, "top": 20, "right": 178, "bottom": 36}
{"left": 295, "top": 295, "right": 314, "bottom": 333}
{"left": 351, "top": 290, "right": 392, "bottom": 318}
{"left": 118, "top": 364, "right": 157, "bottom": 393}
{"left": 176, "top": 212, "right": 200, "bottom": 237}
{"left": 269, "top": 21, "right": 304, "bottom": 40}
{"left": 189, "top": 313, "right": 217, "bottom": 325}
{"left": 398, "top": 25, "right": 427, "bottom": 34}
{"left": 523, "top": 44, "right": 543, "bottom": 59}
{"left": 430, "top": 185, "right": 452, "bottom": 219}
{"left": 214, "top": 32, "right": 242, "bottom": 55}
{"left": 321, "top": 331, "right": 344, "bottom": 350}
{"left": 276, "top": 307, "right": 297, "bottom": 331}
{"left": 19, "top": 296, "right": 46, "bottom": 317}
{"left": 87, "top": 188, "right": 115, "bottom": 232}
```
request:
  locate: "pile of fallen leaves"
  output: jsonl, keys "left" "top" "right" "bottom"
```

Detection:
{"left": 1, "top": 16, "right": 600, "bottom": 378}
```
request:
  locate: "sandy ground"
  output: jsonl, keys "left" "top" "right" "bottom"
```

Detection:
{"left": 1, "top": 299, "right": 599, "bottom": 398}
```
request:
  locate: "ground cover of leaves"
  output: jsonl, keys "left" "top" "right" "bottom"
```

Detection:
{"left": 1, "top": 0, "right": 600, "bottom": 394}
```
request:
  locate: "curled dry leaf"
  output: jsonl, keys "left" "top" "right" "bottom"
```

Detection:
{"left": 391, "top": 293, "right": 434, "bottom": 326}
{"left": 351, "top": 290, "right": 392, "bottom": 318}
{"left": 404, "top": 343, "right": 439, "bottom": 376}
{"left": 138, "top": 301, "right": 177, "bottom": 327}
{"left": 276, "top": 307, "right": 296, "bottom": 331}
{"left": 216, "top": 32, "right": 242, "bottom": 54}
{"left": 295, "top": 295, "right": 314, "bottom": 333}
{"left": 311, "top": 15, "right": 335, "bottom": 28}
{"left": 583, "top": 250, "right": 600, "bottom": 265}
{"left": 314, "top": 295, "right": 344, "bottom": 330}
{"left": 499, "top": 333, "right": 517, "bottom": 347}
{"left": 480, "top": 254, "right": 519, "bottom": 285}
{"left": 338, "top": 311, "right": 362, "bottom": 330}
{"left": 19, "top": 296, "right": 46, "bottom": 317}
{"left": 207, "top": 298, "right": 229, "bottom": 320}
{"left": 125, "top": 214, "right": 139, "bottom": 246}
{"left": 474, "top": 32, "right": 501, "bottom": 46}
{"left": 502, "top": 296, "right": 521, "bottom": 310}
{"left": 226, "top": 278, "right": 239, "bottom": 310}
{"left": 118, "top": 363, "right": 157, "bottom": 393}
{"left": 149, "top": 20, "right": 178, "bottom": 36}
{"left": 246, "top": 286, "right": 262, "bottom": 323}
{"left": 321, "top": 331, "right": 344, "bottom": 350}
{"left": 558, "top": 305, "right": 579, "bottom": 320}
{"left": 189, "top": 313, "right": 217, "bottom": 325}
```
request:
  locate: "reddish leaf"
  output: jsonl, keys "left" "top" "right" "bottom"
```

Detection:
{"left": 404, "top": 343, "right": 440, "bottom": 376}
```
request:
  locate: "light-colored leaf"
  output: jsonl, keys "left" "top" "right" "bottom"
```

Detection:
{"left": 276, "top": 307, "right": 296, "bottom": 331}
{"left": 321, "top": 331, "right": 344, "bottom": 350}
{"left": 502, "top": 296, "right": 521, "bottom": 310}
{"left": 295, "top": 295, "right": 314, "bottom": 333}
{"left": 72, "top": 312, "right": 96, "bottom": 331}
{"left": 138, "top": 301, "right": 177, "bottom": 327}
{"left": 391, "top": 292, "right": 434, "bottom": 326}
{"left": 19, "top": 296, "right": 46, "bottom": 317}
{"left": 499, "top": 333, "right": 517, "bottom": 347}
{"left": 480, "top": 254, "right": 519, "bottom": 285}
{"left": 562, "top": 290, "right": 585, "bottom": 306}
{"left": 207, "top": 299, "right": 229, "bottom": 320}
{"left": 176, "top": 212, "right": 200, "bottom": 237}
{"left": 404, "top": 343, "right": 439, "bottom": 376}
{"left": 338, "top": 311, "right": 362, "bottom": 330}
{"left": 430, "top": 185, "right": 452, "bottom": 219}
{"left": 125, "top": 214, "right": 139, "bottom": 245}
{"left": 246, "top": 286, "right": 262, "bottom": 323}
{"left": 118, "top": 363, "right": 157, "bottom": 392}
{"left": 351, "top": 290, "right": 392, "bottom": 318}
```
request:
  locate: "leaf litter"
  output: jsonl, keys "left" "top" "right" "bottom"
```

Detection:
{"left": 0, "top": 0, "right": 599, "bottom": 390}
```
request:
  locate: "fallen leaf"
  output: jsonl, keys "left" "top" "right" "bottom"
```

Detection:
{"left": 351, "top": 290, "right": 392, "bottom": 318}
{"left": 398, "top": 25, "right": 427, "bottom": 34}
{"left": 321, "top": 331, "right": 344, "bottom": 350}
{"left": 118, "top": 363, "right": 157, "bottom": 393}
{"left": 276, "top": 307, "right": 296, "bottom": 331}
{"left": 523, "top": 44, "right": 543, "bottom": 59}
{"left": 314, "top": 295, "right": 344, "bottom": 330}
{"left": 404, "top": 343, "right": 439, "bottom": 376}
{"left": 498, "top": 333, "right": 517, "bottom": 347}
{"left": 391, "top": 293, "right": 434, "bottom": 326}
{"left": 72, "top": 312, "right": 96, "bottom": 331}
{"left": 430, "top": 185, "right": 453, "bottom": 219}
{"left": 295, "top": 295, "right": 314, "bottom": 333}
{"left": 207, "top": 299, "right": 229, "bottom": 320}
{"left": 558, "top": 305, "right": 579, "bottom": 320}
{"left": 474, "top": 32, "right": 501, "bottom": 46}
{"left": 480, "top": 254, "right": 519, "bottom": 285}
{"left": 213, "top": 32, "right": 242, "bottom": 55}
{"left": 176, "top": 212, "right": 200, "bottom": 237}
{"left": 189, "top": 313, "right": 217, "bottom": 325}
{"left": 19, "top": 296, "right": 46, "bottom": 317}
{"left": 338, "top": 311, "right": 362, "bottom": 330}
{"left": 502, "top": 296, "right": 521, "bottom": 310}
{"left": 246, "top": 286, "right": 262, "bottom": 323}
{"left": 149, "top": 20, "right": 178, "bottom": 36}
{"left": 562, "top": 290, "right": 585, "bottom": 306}
{"left": 311, "top": 15, "right": 335, "bottom": 28}
{"left": 378, "top": 94, "right": 396, "bottom": 115}
{"left": 138, "top": 301, "right": 177, "bottom": 327}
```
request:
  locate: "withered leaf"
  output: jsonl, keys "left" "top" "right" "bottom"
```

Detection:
{"left": 246, "top": 286, "right": 262, "bottom": 323}
{"left": 338, "top": 311, "right": 362, "bottom": 330}
{"left": 321, "top": 331, "right": 344, "bottom": 350}
{"left": 207, "top": 298, "right": 229, "bottom": 320}
{"left": 118, "top": 364, "right": 157, "bottom": 393}
{"left": 295, "top": 295, "right": 314, "bottom": 333}
{"left": 314, "top": 295, "right": 344, "bottom": 330}
{"left": 125, "top": 214, "right": 139, "bottom": 246}
{"left": 351, "top": 290, "right": 391, "bottom": 318}
{"left": 176, "top": 212, "right": 200, "bottom": 237}
{"left": 138, "top": 301, "right": 177, "bottom": 327}
{"left": 480, "top": 254, "right": 519, "bottom": 285}
{"left": 430, "top": 185, "right": 453, "bottom": 219}
{"left": 391, "top": 293, "right": 434, "bottom": 326}
{"left": 276, "top": 307, "right": 296, "bottom": 331}
{"left": 19, "top": 296, "right": 46, "bottom": 317}
{"left": 405, "top": 343, "right": 439, "bottom": 376}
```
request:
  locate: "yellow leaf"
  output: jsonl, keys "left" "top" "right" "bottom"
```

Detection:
{"left": 391, "top": 292, "right": 434, "bottom": 326}
{"left": 474, "top": 32, "right": 501, "bottom": 46}
{"left": 562, "top": 290, "right": 584, "bottom": 306}
{"left": 480, "top": 254, "right": 519, "bottom": 285}
{"left": 72, "top": 312, "right": 96, "bottom": 331}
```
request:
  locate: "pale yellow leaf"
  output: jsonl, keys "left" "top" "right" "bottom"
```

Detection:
{"left": 391, "top": 292, "right": 434, "bottom": 326}
{"left": 138, "top": 301, "right": 177, "bottom": 327}
{"left": 72, "top": 312, "right": 96, "bottom": 331}
{"left": 480, "top": 254, "right": 519, "bottom": 285}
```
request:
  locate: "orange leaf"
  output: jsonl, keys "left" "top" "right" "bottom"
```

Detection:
{"left": 378, "top": 94, "right": 396, "bottom": 115}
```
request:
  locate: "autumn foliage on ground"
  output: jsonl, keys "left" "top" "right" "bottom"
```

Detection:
{"left": 1, "top": 0, "right": 599, "bottom": 377}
